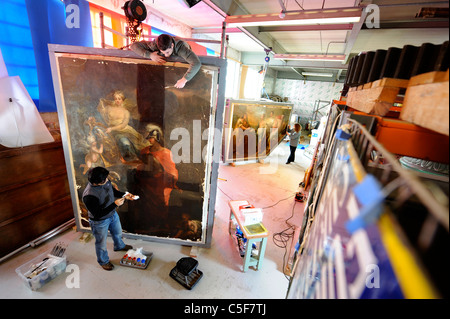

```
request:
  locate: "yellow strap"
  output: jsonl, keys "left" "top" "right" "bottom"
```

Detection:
{"left": 377, "top": 213, "right": 438, "bottom": 299}
{"left": 347, "top": 141, "right": 365, "bottom": 182}
{"left": 347, "top": 141, "right": 438, "bottom": 298}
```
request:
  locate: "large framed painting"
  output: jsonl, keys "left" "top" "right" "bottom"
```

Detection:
{"left": 222, "top": 99, "right": 293, "bottom": 163}
{"left": 48, "top": 44, "right": 226, "bottom": 247}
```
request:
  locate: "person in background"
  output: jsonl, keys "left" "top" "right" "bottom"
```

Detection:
{"left": 286, "top": 123, "right": 302, "bottom": 164}
{"left": 82, "top": 166, "right": 137, "bottom": 271}
{"left": 131, "top": 34, "right": 201, "bottom": 88}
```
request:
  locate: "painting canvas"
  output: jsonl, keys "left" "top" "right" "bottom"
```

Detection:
{"left": 49, "top": 45, "right": 226, "bottom": 247}
{"left": 222, "top": 99, "right": 293, "bottom": 163}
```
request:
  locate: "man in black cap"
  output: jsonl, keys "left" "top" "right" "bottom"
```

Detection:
{"left": 82, "top": 166, "right": 137, "bottom": 270}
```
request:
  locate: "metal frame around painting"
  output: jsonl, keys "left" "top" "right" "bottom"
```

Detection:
{"left": 48, "top": 44, "right": 227, "bottom": 248}
{"left": 222, "top": 99, "right": 293, "bottom": 163}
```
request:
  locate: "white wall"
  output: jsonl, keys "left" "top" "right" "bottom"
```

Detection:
{"left": 273, "top": 79, "right": 344, "bottom": 126}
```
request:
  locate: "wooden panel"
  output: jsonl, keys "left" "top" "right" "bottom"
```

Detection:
{"left": 0, "top": 142, "right": 67, "bottom": 189}
{"left": 346, "top": 78, "right": 408, "bottom": 116}
{"left": 0, "top": 141, "right": 73, "bottom": 258}
{"left": 0, "top": 198, "right": 73, "bottom": 258}
{"left": 400, "top": 70, "right": 449, "bottom": 136}
{"left": 0, "top": 173, "right": 70, "bottom": 225}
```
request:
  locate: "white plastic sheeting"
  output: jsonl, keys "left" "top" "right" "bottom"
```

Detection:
{"left": 0, "top": 50, "right": 7, "bottom": 78}
{"left": 0, "top": 50, "right": 54, "bottom": 148}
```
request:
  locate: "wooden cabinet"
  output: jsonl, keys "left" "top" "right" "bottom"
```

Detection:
{"left": 0, "top": 142, "right": 73, "bottom": 258}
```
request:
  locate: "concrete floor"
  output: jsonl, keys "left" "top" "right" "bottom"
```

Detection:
{"left": 0, "top": 141, "right": 312, "bottom": 299}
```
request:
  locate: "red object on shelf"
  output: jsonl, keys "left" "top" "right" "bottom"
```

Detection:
{"left": 375, "top": 118, "right": 449, "bottom": 164}
{"left": 239, "top": 204, "right": 255, "bottom": 211}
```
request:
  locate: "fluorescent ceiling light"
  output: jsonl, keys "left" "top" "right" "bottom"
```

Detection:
{"left": 301, "top": 72, "right": 334, "bottom": 77}
{"left": 274, "top": 54, "right": 346, "bottom": 61}
{"left": 225, "top": 7, "right": 361, "bottom": 27}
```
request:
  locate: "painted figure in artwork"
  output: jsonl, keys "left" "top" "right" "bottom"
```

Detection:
{"left": 265, "top": 111, "right": 275, "bottom": 129}
{"left": 234, "top": 112, "right": 250, "bottom": 132}
{"left": 127, "top": 123, "right": 203, "bottom": 240}
{"left": 173, "top": 212, "right": 202, "bottom": 240}
{"left": 233, "top": 113, "right": 256, "bottom": 158}
{"left": 139, "top": 124, "right": 179, "bottom": 214}
{"left": 129, "top": 124, "right": 179, "bottom": 233}
{"left": 80, "top": 133, "right": 104, "bottom": 175}
{"left": 268, "top": 113, "right": 282, "bottom": 154}
{"left": 257, "top": 113, "right": 268, "bottom": 157}
{"left": 97, "top": 90, "right": 149, "bottom": 162}
{"left": 80, "top": 116, "right": 110, "bottom": 173}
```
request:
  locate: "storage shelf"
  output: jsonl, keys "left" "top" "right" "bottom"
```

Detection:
{"left": 342, "top": 69, "right": 449, "bottom": 138}
{"left": 335, "top": 101, "right": 449, "bottom": 164}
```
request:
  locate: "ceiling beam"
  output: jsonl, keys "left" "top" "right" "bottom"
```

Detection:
{"left": 282, "top": 60, "right": 348, "bottom": 69}
{"left": 192, "top": 27, "right": 242, "bottom": 34}
{"left": 343, "top": 8, "right": 368, "bottom": 64}
{"left": 375, "top": 1, "right": 449, "bottom": 8}
{"left": 241, "top": 52, "right": 348, "bottom": 69}
{"left": 336, "top": 69, "right": 344, "bottom": 82}
{"left": 240, "top": 26, "right": 287, "bottom": 53}
{"left": 202, "top": 0, "right": 287, "bottom": 53}
{"left": 276, "top": 71, "right": 345, "bottom": 82}
{"left": 201, "top": 0, "right": 247, "bottom": 16}
{"left": 291, "top": 67, "right": 305, "bottom": 79}
{"left": 274, "top": 54, "right": 346, "bottom": 62}
{"left": 225, "top": 7, "right": 362, "bottom": 27}
{"left": 258, "top": 24, "right": 354, "bottom": 32}
{"left": 361, "top": 19, "right": 449, "bottom": 29}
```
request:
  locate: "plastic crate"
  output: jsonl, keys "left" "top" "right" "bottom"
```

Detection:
{"left": 15, "top": 251, "right": 67, "bottom": 291}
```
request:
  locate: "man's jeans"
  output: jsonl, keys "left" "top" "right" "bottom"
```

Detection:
{"left": 89, "top": 212, "right": 126, "bottom": 265}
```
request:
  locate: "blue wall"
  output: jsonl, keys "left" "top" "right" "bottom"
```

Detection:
{"left": 0, "top": 0, "right": 93, "bottom": 112}
{"left": 0, "top": 0, "right": 39, "bottom": 102}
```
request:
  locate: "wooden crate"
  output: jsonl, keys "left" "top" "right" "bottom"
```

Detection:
{"left": 400, "top": 70, "right": 449, "bottom": 136}
{"left": 347, "top": 78, "right": 409, "bottom": 116}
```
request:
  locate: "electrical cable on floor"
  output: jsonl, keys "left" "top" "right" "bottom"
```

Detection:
{"left": 218, "top": 182, "right": 296, "bottom": 206}
{"left": 260, "top": 193, "right": 296, "bottom": 209}
{"left": 272, "top": 200, "right": 298, "bottom": 280}
{"left": 217, "top": 185, "right": 234, "bottom": 201}
{"left": 218, "top": 179, "right": 301, "bottom": 280}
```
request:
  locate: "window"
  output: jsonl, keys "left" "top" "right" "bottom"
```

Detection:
{"left": 90, "top": 7, "right": 114, "bottom": 48}
{"left": 225, "top": 59, "right": 240, "bottom": 99}
{"left": 243, "top": 66, "right": 263, "bottom": 100}
{"left": 89, "top": 3, "right": 151, "bottom": 49}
